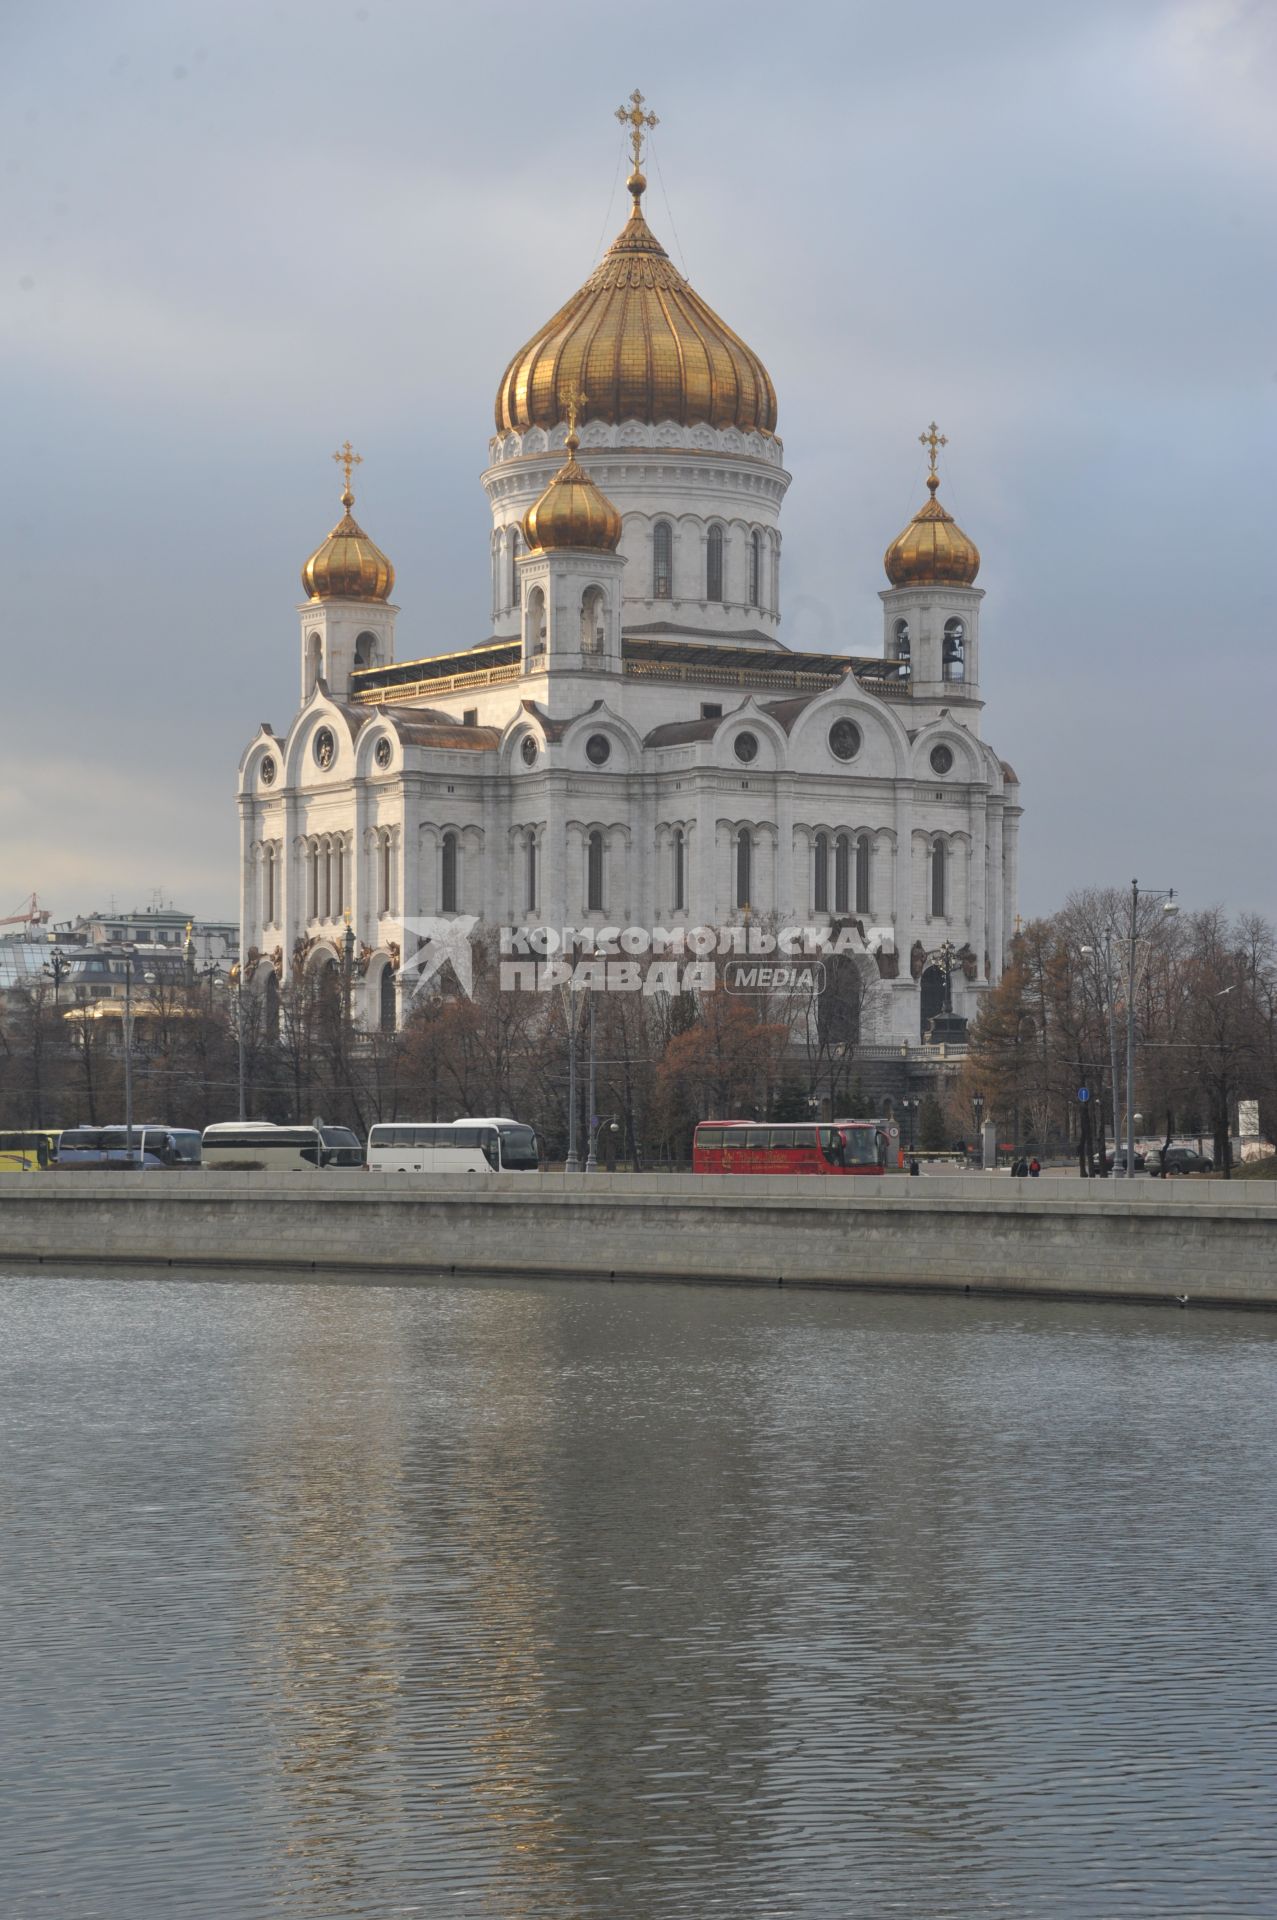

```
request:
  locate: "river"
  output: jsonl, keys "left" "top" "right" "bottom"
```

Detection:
{"left": 2, "top": 1270, "right": 1275, "bottom": 1918}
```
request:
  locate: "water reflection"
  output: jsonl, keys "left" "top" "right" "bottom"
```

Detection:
{"left": 1, "top": 1274, "right": 1275, "bottom": 1918}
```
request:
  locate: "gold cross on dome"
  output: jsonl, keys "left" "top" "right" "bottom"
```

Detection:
{"left": 564, "top": 388, "right": 588, "bottom": 442}
{"left": 615, "top": 89, "right": 658, "bottom": 171}
{"left": 332, "top": 440, "right": 363, "bottom": 496}
{"left": 919, "top": 421, "right": 948, "bottom": 475}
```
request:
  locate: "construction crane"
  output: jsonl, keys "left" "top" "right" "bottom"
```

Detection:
{"left": 0, "top": 892, "right": 52, "bottom": 930}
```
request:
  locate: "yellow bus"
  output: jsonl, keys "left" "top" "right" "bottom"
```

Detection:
{"left": 0, "top": 1129, "right": 61, "bottom": 1172}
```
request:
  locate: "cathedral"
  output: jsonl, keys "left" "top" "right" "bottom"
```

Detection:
{"left": 236, "top": 95, "right": 1021, "bottom": 1042}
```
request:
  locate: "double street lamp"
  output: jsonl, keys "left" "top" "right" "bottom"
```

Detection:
{"left": 1083, "top": 880, "right": 1178, "bottom": 1179}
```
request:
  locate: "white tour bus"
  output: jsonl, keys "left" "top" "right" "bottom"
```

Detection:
{"left": 201, "top": 1121, "right": 364, "bottom": 1171}
{"left": 365, "top": 1117, "right": 539, "bottom": 1175}
{"left": 56, "top": 1125, "right": 203, "bottom": 1169}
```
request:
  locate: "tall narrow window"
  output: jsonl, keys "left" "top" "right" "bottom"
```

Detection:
{"left": 770, "top": 536, "right": 779, "bottom": 614}
{"left": 653, "top": 521, "right": 673, "bottom": 599}
{"left": 706, "top": 525, "right": 724, "bottom": 601}
{"left": 509, "top": 527, "right": 522, "bottom": 607}
{"left": 894, "top": 618, "right": 911, "bottom": 680}
{"left": 943, "top": 616, "right": 965, "bottom": 682}
{"left": 587, "top": 830, "right": 604, "bottom": 912}
{"left": 855, "top": 834, "right": 871, "bottom": 915}
{"left": 441, "top": 831, "right": 458, "bottom": 913}
{"left": 931, "top": 839, "right": 946, "bottom": 918}
{"left": 736, "top": 828, "right": 752, "bottom": 910}
{"left": 673, "top": 827, "right": 685, "bottom": 912}
{"left": 526, "top": 832, "right": 538, "bottom": 913}
{"left": 334, "top": 840, "right": 345, "bottom": 919}
{"left": 814, "top": 832, "right": 829, "bottom": 913}
{"left": 834, "top": 834, "right": 850, "bottom": 914}
{"left": 749, "top": 530, "right": 762, "bottom": 607}
{"left": 309, "top": 842, "right": 319, "bottom": 920}
{"left": 323, "top": 841, "right": 332, "bottom": 919}
{"left": 265, "top": 845, "right": 276, "bottom": 925}
{"left": 381, "top": 832, "right": 392, "bottom": 915}
{"left": 379, "top": 965, "right": 396, "bottom": 1034}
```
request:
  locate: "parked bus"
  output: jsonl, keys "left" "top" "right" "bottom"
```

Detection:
{"left": 201, "top": 1121, "right": 363, "bottom": 1171}
{"left": 0, "top": 1129, "right": 61, "bottom": 1172}
{"left": 365, "top": 1118, "right": 540, "bottom": 1174}
{"left": 56, "top": 1126, "right": 203, "bottom": 1169}
{"left": 693, "top": 1119, "right": 894, "bottom": 1175}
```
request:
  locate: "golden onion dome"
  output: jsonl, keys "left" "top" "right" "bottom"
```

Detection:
{"left": 884, "top": 431, "right": 980, "bottom": 588}
{"left": 302, "top": 447, "right": 394, "bottom": 602}
{"left": 522, "top": 420, "right": 623, "bottom": 552}
{"left": 496, "top": 165, "right": 777, "bottom": 438}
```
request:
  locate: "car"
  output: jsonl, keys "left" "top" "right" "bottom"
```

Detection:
{"left": 1103, "top": 1149, "right": 1146, "bottom": 1172}
{"left": 1148, "top": 1147, "right": 1213, "bottom": 1176}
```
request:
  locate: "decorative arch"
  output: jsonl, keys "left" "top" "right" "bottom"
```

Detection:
{"left": 580, "top": 584, "right": 607, "bottom": 651}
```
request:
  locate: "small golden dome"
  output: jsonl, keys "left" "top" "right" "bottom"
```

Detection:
{"left": 496, "top": 168, "right": 777, "bottom": 438}
{"left": 302, "top": 448, "right": 394, "bottom": 602}
{"left": 884, "top": 462, "right": 980, "bottom": 589}
{"left": 522, "top": 421, "right": 623, "bottom": 553}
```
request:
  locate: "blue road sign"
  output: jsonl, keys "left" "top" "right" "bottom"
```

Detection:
{"left": 1077, "top": 1087, "right": 1090, "bottom": 1103}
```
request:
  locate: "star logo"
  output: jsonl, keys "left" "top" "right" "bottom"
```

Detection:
{"left": 400, "top": 916, "right": 479, "bottom": 999}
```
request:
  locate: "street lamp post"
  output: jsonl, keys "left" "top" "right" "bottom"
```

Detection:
{"left": 900, "top": 1097, "right": 919, "bottom": 1154}
{"left": 972, "top": 1091, "right": 985, "bottom": 1167}
{"left": 1124, "top": 880, "right": 1178, "bottom": 1183}
{"left": 584, "top": 991, "right": 600, "bottom": 1172}
{"left": 1082, "top": 933, "right": 1123, "bottom": 1175}
{"left": 564, "top": 985, "right": 581, "bottom": 1174}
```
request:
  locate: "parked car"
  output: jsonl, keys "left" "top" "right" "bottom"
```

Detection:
{"left": 1148, "top": 1147, "right": 1213, "bottom": 1176}
{"left": 1103, "top": 1149, "right": 1146, "bottom": 1172}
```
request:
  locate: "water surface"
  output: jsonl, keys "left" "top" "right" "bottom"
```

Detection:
{"left": 2, "top": 1270, "right": 1275, "bottom": 1918}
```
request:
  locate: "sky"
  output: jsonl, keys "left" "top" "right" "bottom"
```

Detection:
{"left": 1, "top": 0, "right": 1274, "bottom": 928}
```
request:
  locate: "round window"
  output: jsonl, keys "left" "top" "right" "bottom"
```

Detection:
{"left": 520, "top": 734, "right": 538, "bottom": 766}
{"left": 313, "top": 727, "right": 336, "bottom": 770}
{"left": 829, "top": 720, "right": 861, "bottom": 762}
{"left": 930, "top": 743, "right": 954, "bottom": 775}
{"left": 733, "top": 731, "right": 759, "bottom": 764}
{"left": 260, "top": 755, "right": 276, "bottom": 786}
{"left": 374, "top": 738, "right": 392, "bottom": 769}
{"left": 585, "top": 733, "right": 611, "bottom": 766}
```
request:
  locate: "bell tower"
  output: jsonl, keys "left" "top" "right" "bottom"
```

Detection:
{"left": 881, "top": 423, "right": 983, "bottom": 723}
{"left": 298, "top": 443, "right": 398, "bottom": 701}
{"left": 518, "top": 396, "right": 625, "bottom": 684}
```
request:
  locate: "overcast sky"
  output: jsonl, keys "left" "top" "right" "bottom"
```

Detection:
{"left": 2, "top": 0, "right": 1273, "bottom": 929}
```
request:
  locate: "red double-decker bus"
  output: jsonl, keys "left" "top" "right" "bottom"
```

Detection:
{"left": 693, "top": 1119, "right": 895, "bottom": 1175}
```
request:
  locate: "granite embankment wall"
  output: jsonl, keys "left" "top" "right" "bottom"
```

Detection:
{"left": 2, "top": 1171, "right": 1275, "bottom": 1307}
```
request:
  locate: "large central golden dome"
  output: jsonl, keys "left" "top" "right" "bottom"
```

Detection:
{"left": 496, "top": 168, "right": 777, "bottom": 438}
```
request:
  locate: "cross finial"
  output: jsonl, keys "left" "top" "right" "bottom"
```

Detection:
{"left": 615, "top": 88, "right": 658, "bottom": 173}
{"left": 919, "top": 421, "right": 948, "bottom": 477}
{"left": 332, "top": 440, "right": 362, "bottom": 504}
{"left": 564, "top": 388, "right": 588, "bottom": 454}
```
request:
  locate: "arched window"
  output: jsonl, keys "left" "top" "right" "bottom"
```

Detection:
{"left": 706, "top": 525, "right": 724, "bottom": 602}
{"left": 441, "top": 831, "right": 458, "bottom": 913}
{"left": 263, "top": 968, "right": 280, "bottom": 1043}
{"left": 580, "top": 586, "right": 605, "bottom": 651}
{"left": 305, "top": 631, "right": 322, "bottom": 692}
{"left": 587, "top": 830, "right": 605, "bottom": 912}
{"left": 770, "top": 534, "right": 780, "bottom": 614}
{"left": 855, "top": 834, "right": 871, "bottom": 915}
{"left": 526, "top": 584, "right": 546, "bottom": 653}
{"left": 653, "top": 521, "right": 673, "bottom": 599}
{"left": 672, "top": 827, "right": 685, "bottom": 912}
{"left": 509, "top": 527, "right": 522, "bottom": 606}
{"left": 749, "top": 530, "right": 762, "bottom": 607}
{"left": 526, "top": 831, "right": 538, "bottom": 913}
{"left": 943, "top": 616, "right": 965, "bottom": 682}
{"left": 322, "top": 839, "right": 333, "bottom": 919}
{"left": 309, "top": 841, "right": 320, "bottom": 920}
{"left": 931, "top": 839, "right": 946, "bottom": 918}
{"left": 813, "top": 831, "right": 829, "bottom": 913}
{"left": 354, "top": 630, "right": 378, "bottom": 671}
{"left": 379, "top": 964, "right": 396, "bottom": 1033}
{"left": 736, "top": 828, "right": 752, "bottom": 910}
{"left": 380, "top": 831, "right": 392, "bottom": 916}
{"left": 893, "top": 618, "right": 911, "bottom": 679}
{"left": 834, "top": 834, "right": 850, "bottom": 915}
{"left": 265, "top": 844, "right": 276, "bottom": 926}
{"left": 334, "top": 839, "right": 345, "bottom": 918}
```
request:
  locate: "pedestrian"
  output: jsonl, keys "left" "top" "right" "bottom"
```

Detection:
{"left": 909, "top": 1156, "right": 920, "bottom": 1176}
{"left": 1029, "top": 1156, "right": 1041, "bottom": 1178}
